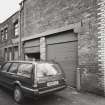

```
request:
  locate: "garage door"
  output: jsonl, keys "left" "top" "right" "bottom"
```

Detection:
{"left": 24, "top": 39, "right": 40, "bottom": 60}
{"left": 46, "top": 31, "right": 78, "bottom": 87}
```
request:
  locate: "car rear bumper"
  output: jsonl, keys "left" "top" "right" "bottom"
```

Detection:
{"left": 39, "top": 85, "right": 66, "bottom": 95}
{"left": 21, "top": 84, "right": 66, "bottom": 97}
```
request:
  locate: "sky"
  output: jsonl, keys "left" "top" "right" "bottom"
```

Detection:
{"left": 0, "top": 0, "right": 22, "bottom": 23}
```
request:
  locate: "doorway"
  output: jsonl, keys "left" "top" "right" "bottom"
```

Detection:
{"left": 25, "top": 52, "right": 40, "bottom": 61}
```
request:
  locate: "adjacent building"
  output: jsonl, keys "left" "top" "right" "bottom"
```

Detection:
{"left": 0, "top": 11, "right": 20, "bottom": 61}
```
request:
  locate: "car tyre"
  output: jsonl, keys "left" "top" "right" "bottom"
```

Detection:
{"left": 14, "top": 86, "right": 24, "bottom": 103}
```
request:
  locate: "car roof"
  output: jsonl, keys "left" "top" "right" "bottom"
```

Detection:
{"left": 3, "top": 60, "right": 57, "bottom": 65}
{"left": 4, "top": 60, "right": 37, "bottom": 64}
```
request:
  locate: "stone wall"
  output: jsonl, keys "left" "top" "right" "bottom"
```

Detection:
{"left": 96, "top": 0, "right": 105, "bottom": 94}
{"left": 40, "top": 37, "right": 46, "bottom": 60}
{"left": 21, "top": 0, "right": 103, "bottom": 92}
{"left": 22, "top": 0, "right": 97, "bottom": 66}
{"left": 0, "top": 11, "right": 19, "bottom": 47}
{"left": 0, "top": 11, "right": 19, "bottom": 60}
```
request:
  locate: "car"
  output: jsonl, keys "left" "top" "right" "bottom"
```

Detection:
{"left": 0, "top": 60, "right": 66, "bottom": 103}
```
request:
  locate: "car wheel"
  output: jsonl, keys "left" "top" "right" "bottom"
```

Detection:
{"left": 14, "top": 86, "right": 24, "bottom": 103}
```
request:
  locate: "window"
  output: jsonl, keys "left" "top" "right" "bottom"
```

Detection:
{"left": 14, "top": 21, "right": 19, "bottom": 37}
{"left": 1, "top": 63, "right": 11, "bottom": 72}
{"left": 17, "top": 63, "right": 32, "bottom": 78}
{"left": 1, "top": 30, "right": 4, "bottom": 41}
{"left": 36, "top": 63, "right": 61, "bottom": 78}
{"left": 4, "top": 28, "right": 8, "bottom": 40}
{"left": 8, "top": 63, "right": 19, "bottom": 73}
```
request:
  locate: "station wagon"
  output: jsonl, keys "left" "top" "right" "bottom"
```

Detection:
{"left": 0, "top": 61, "right": 66, "bottom": 103}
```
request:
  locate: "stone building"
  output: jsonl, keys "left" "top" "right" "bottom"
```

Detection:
{"left": 0, "top": 0, "right": 105, "bottom": 94}
{"left": 0, "top": 11, "right": 20, "bottom": 61}
{"left": 20, "top": 0, "right": 101, "bottom": 92}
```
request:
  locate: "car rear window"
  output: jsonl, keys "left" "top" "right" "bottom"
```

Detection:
{"left": 17, "top": 63, "right": 33, "bottom": 78}
{"left": 1, "top": 63, "right": 11, "bottom": 72}
{"left": 36, "top": 63, "right": 62, "bottom": 78}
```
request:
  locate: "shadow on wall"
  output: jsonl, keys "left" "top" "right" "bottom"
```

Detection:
{"left": 79, "top": 64, "right": 104, "bottom": 96}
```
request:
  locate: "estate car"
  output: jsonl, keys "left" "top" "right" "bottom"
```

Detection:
{"left": 0, "top": 61, "right": 66, "bottom": 103}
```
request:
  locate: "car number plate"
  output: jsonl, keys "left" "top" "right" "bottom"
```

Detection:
{"left": 47, "top": 81, "right": 59, "bottom": 87}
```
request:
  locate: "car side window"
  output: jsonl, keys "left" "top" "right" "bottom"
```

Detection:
{"left": 17, "top": 63, "right": 32, "bottom": 78}
{"left": 1, "top": 63, "right": 11, "bottom": 72}
{"left": 8, "top": 63, "right": 19, "bottom": 74}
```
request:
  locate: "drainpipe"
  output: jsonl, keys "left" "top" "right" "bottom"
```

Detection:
{"left": 77, "top": 67, "right": 81, "bottom": 91}
{"left": 19, "top": 1, "right": 23, "bottom": 60}
{"left": 18, "top": 10, "right": 21, "bottom": 60}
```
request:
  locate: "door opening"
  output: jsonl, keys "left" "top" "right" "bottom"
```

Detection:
{"left": 25, "top": 52, "right": 40, "bottom": 61}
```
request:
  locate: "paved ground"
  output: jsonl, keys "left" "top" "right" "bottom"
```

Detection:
{"left": 0, "top": 86, "right": 105, "bottom": 105}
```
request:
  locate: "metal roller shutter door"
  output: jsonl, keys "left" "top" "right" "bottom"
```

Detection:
{"left": 47, "top": 31, "right": 77, "bottom": 87}
{"left": 24, "top": 46, "right": 40, "bottom": 54}
{"left": 24, "top": 39, "right": 40, "bottom": 54}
